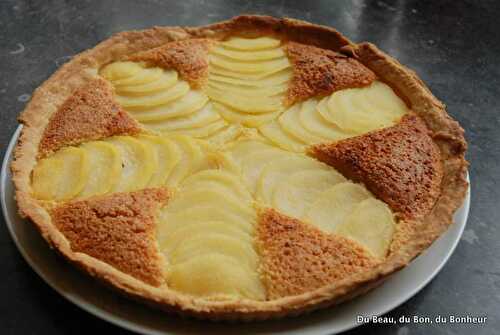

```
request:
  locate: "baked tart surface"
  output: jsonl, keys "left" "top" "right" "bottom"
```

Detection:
{"left": 12, "top": 15, "right": 468, "bottom": 320}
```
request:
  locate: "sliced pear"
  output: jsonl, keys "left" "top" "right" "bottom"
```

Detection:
{"left": 78, "top": 141, "right": 121, "bottom": 198}
{"left": 272, "top": 169, "right": 347, "bottom": 219}
{"left": 136, "top": 135, "right": 181, "bottom": 187}
{"left": 169, "top": 234, "right": 258, "bottom": 269}
{"left": 279, "top": 103, "right": 327, "bottom": 144}
{"left": 116, "top": 81, "right": 189, "bottom": 110}
{"left": 208, "top": 81, "right": 287, "bottom": 97}
{"left": 256, "top": 155, "right": 331, "bottom": 204}
{"left": 209, "top": 64, "right": 289, "bottom": 81}
{"left": 32, "top": 147, "right": 90, "bottom": 201}
{"left": 168, "top": 254, "right": 265, "bottom": 300}
{"left": 325, "top": 82, "right": 407, "bottom": 134}
{"left": 107, "top": 136, "right": 156, "bottom": 192}
{"left": 158, "top": 206, "right": 254, "bottom": 238}
{"left": 100, "top": 61, "right": 143, "bottom": 81}
{"left": 304, "top": 182, "right": 372, "bottom": 233}
{"left": 167, "top": 119, "right": 227, "bottom": 138}
{"left": 208, "top": 69, "right": 292, "bottom": 87}
{"left": 129, "top": 90, "right": 209, "bottom": 122}
{"left": 143, "top": 103, "right": 219, "bottom": 131}
{"left": 114, "top": 70, "right": 177, "bottom": 95}
{"left": 240, "top": 148, "right": 290, "bottom": 193}
{"left": 220, "top": 36, "right": 281, "bottom": 51}
{"left": 212, "top": 45, "right": 285, "bottom": 61}
{"left": 165, "top": 135, "right": 203, "bottom": 187}
{"left": 337, "top": 198, "right": 396, "bottom": 259}
{"left": 204, "top": 124, "right": 242, "bottom": 146}
{"left": 207, "top": 87, "right": 282, "bottom": 114}
{"left": 259, "top": 120, "right": 306, "bottom": 152}
{"left": 162, "top": 223, "right": 253, "bottom": 254}
{"left": 227, "top": 139, "right": 276, "bottom": 163}
{"left": 213, "top": 102, "right": 281, "bottom": 127}
{"left": 165, "top": 188, "right": 254, "bottom": 218}
{"left": 181, "top": 170, "right": 251, "bottom": 201}
{"left": 300, "top": 97, "right": 351, "bottom": 141}
{"left": 209, "top": 55, "right": 290, "bottom": 74}
{"left": 112, "top": 67, "right": 163, "bottom": 86}
{"left": 364, "top": 81, "right": 408, "bottom": 115}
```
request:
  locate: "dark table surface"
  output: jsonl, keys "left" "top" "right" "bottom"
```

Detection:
{"left": 1, "top": 1, "right": 499, "bottom": 334}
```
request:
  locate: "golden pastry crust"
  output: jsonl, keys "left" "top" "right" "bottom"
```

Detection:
{"left": 256, "top": 208, "right": 378, "bottom": 299}
{"left": 127, "top": 38, "right": 212, "bottom": 88}
{"left": 38, "top": 78, "right": 140, "bottom": 157}
{"left": 310, "top": 114, "right": 444, "bottom": 220}
{"left": 284, "top": 41, "right": 376, "bottom": 105}
{"left": 10, "top": 15, "right": 468, "bottom": 320}
{"left": 51, "top": 188, "right": 170, "bottom": 286}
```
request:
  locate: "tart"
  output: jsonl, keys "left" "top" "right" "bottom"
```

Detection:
{"left": 11, "top": 15, "right": 468, "bottom": 320}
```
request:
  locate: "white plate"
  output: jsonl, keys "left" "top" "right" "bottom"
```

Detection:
{"left": 1, "top": 125, "right": 470, "bottom": 335}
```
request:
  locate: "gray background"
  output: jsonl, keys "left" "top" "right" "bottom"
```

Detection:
{"left": 0, "top": 0, "right": 499, "bottom": 334}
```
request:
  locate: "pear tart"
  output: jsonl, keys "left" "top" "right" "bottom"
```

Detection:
{"left": 12, "top": 16, "right": 467, "bottom": 320}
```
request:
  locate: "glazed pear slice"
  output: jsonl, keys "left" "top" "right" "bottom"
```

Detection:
{"left": 130, "top": 90, "right": 209, "bottom": 122}
{"left": 208, "top": 81, "right": 288, "bottom": 97}
{"left": 208, "top": 69, "right": 292, "bottom": 87}
{"left": 241, "top": 148, "right": 291, "bottom": 193}
{"left": 32, "top": 147, "right": 90, "bottom": 201}
{"left": 207, "top": 87, "right": 282, "bottom": 113}
{"left": 116, "top": 81, "right": 189, "bottom": 110}
{"left": 213, "top": 102, "right": 281, "bottom": 127}
{"left": 137, "top": 135, "right": 181, "bottom": 187}
{"left": 227, "top": 139, "right": 276, "bottom": 163}
{"left": 209, "top": 65, "right": 290, "bottom": 81}
{"left": 107, "top": 136, "right": 156, "bottom": 192}
{"left": 144, "top": 103, "right": 220, "bottom": 131}
{"left": 259, "top": 120, "right": 307, "bottom": 152}
{"left": 158, "top": 206, "right": 254, "bottom": 238}
{"left": 364, "top": 81, "right": 407, "bottom": 116}
{"left": 212, "top": 45, "right": 285, "bottom": 61}
{"left": 168, "top": 119, "right": 227, "bottom": 138}
{"left": 209, "top": 55, "right": 290, "bottom": 74}
{"left": 279, "top": 103, "right": 327, "bottom": 144}
{"left": 169, "top": 234, "right": 258, "bottom": 269}
{"left": 115, "top": 70, "right": 177, "bottom": 96}
{"left": 325, "top": 82, "right": 406, "bottom": 134}
{"left": 300, "top": 98, "right": 351, "bottom": 141}
{"left": 304, "top": 182, "right": 371, "bottom": 233}
{"left": 100, "top": 61, "right": 143, "bottom": 81}
{"left": 165, "top": 135, "right": 204, "bottom": 187}
{"left": 112, "top": 67, "right": 163, "bottom": 86}
{"left": 204, "top": 124, "right": 242, "bottom": 146}
{"left": 256, "top": 155, "right": 331, "bottom": 204}
{"left": 161, "top": 221, "right": 253, "bottom": 253}
{"left": 181, "top": 170, "right": 251, "bottom": 201}
{"left": 220, "top": 36, "right": 281, "bottom": 51}
{"left": 272, "top": 170, "right": 347, "bottom": 219}
{"left": 336, "top": 198, "right": 396, "bottom": 259}
{"left": 165, "top": 188, "right": 254, "bottom": 218}
{"left": 78, "top": 141, "right": 121, "bottom": 198}
{"left": 168, "top": 254, "right": 265, "bottom": 300}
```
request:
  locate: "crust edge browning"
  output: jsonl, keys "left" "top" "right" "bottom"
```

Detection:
{"left": 11, "top": 15, "right": 468, "bottom": 320}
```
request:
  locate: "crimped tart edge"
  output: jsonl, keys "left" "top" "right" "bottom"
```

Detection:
{"left": 10, "top": 15, "right": 468, "bottom": 320}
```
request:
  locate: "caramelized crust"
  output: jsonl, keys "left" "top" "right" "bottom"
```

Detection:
{"left": 50, "top": 188, "right": 170, "bottom": 286}
{"left": 284, "top": 41, "right": 376, "bottom": 105}
{"left": 38, "top": 78, "right": 140, "bottom": 157}
{"left": 310, "top": 114, "right": 443, "bottom": 219}
{"left": 256, "top": 208, "right": 378, "bottom": 299}
{"left": 128, "top": 38, "right": 212, "bottom": 88}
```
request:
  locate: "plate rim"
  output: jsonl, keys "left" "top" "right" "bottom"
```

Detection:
{"left": 1, "top": 125, "right": 470, "bottom": 335}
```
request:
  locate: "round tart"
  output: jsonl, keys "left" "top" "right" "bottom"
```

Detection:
{"left": 11, "top": 15, "right": 468, "bottom": 320}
